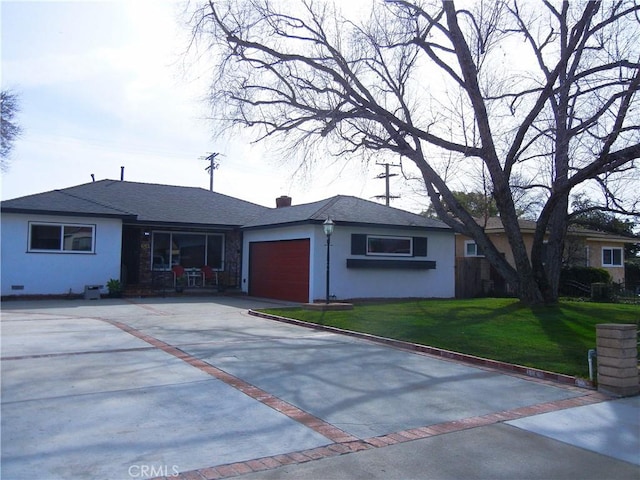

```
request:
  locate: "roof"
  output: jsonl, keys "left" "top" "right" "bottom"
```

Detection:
{"left": 243, "top": 195, "right": 450, "bottom": 230}
{"left": 1, "top": 182, "right": 450, "bottom": 232}
{"left": 472, "top": 216, "right": 637, "bottom": 243}
{"left": 1, "top": 180, "right": 269, "bottom": 227}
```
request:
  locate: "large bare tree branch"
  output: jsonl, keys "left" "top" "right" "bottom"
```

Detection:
{"left": 187, "top": 0, "right": 640, "bottom": 304}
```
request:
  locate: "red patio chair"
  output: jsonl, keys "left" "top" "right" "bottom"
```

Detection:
{"left": 172, "top": 265, "right": 185, "bottom": 287}
{"left": 201, "top": 265, "right": 217, "bottom": 286}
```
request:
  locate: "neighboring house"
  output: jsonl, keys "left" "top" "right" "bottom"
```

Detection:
{"left": 1, "top": 180, "right": 455, "bottom": 302}
{"left": 455, "top": 217, "right": 635, "bottom": 298}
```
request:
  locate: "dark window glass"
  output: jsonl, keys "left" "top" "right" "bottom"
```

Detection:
{"left": 367, "top": 236, "right": 411, "bottom": 255}
{"left": 603, "top": 248, "right": 622, "bottom": 266}
{"left": 64, "top": 226, "right": 93, "bottom": 251}
{"left": 207, "top": 235, "right": 224, "bottom": 269}
{"left": 173, "top": 234, "right": 206, "bottom": 268}
{"left": 152, "top": 232, "right": 224, "bottom": 270}
{"left": 31, "top": 224, "right": 61, "bottom": 250}
{"left": 613, "top": 249, "right": 622, "bottom": 265}
{"left": 152, "top": 233, "right": 171, "bottom": 270}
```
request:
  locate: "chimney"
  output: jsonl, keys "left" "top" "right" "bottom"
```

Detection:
{"left": 276, "top": 195, "right": 292, "bottom": 208}
{"left": 120, "top": 166, "right": 124, "bottom": 181}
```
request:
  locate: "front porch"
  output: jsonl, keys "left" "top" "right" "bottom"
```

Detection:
{"left": 120, "top": 225, "right": 243, "bottom": 295}
{"left": 121, "top": 283, "right": 244, "bottom": 298}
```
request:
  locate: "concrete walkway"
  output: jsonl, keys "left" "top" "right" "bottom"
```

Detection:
{"left": 1, "top": 297, "right": 638, "bottom": 480}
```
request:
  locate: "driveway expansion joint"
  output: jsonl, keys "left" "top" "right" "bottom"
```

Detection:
{"left": 99, "top": 315, "right": 612, "bottom": 480}
{"left": 102, "top": 318, "right": 359, "bottom": 445}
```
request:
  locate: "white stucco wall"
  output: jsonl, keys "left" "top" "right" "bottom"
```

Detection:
{"left": 1, "top": 213, "right": 123, "bottom": 296}
{"left": 242, "top": 224, "right": 455, "bottom": 302}
{"left": 318, "top": 225, "right": 455, "bottom": 301}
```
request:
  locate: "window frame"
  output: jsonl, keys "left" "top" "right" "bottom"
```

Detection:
{"left": 28, "top": 222, "right": 96, "bottom": 253}
{"left": 601, "top": 246, "right": 623, "bottom": 267}
{"left": 464, "top": 240, "right": 484, "bottom": 257}
{"left": 365, "top": 235, "right": 413, "bottom": 257}
{"left": 151, "top": 231, "right": 225, "bottom": 271}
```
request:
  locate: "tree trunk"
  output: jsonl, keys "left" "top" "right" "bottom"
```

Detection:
{"left": 516, "top": 272, "right": 546, "bottom": 305}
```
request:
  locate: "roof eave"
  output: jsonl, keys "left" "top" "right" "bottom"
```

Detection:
{"left": 125, "top": 219, "right": 241, "bottom": 231}
{"left": 242, "top": 219, "right": 451, "bottom": 231}
{"left": 1, "top": 207, "right": 136, "bottom": 220}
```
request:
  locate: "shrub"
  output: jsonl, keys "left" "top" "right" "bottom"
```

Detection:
{"left": 106, "top": 278, "right": 123, "bottom": 297}
{"left": 560, "top": 267, "right": 611, "bottom": 296}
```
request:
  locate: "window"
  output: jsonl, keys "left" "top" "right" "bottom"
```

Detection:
{"left": 151, "top": 232, "right": 224, "bottom": 270}
{"left": 350, "top": 234, "right": 427, "bottom": 257}
{"left": 367, "top": 236, "right": 412, "bottom": 256}
{"left": 464, "top": 240, "right": 483, "bottom": 257}
{"left": 29, "top": 223, "right": 95, "bottom": 253}
{"left": 602, "top": 247, "right": 623, "bottom": 267}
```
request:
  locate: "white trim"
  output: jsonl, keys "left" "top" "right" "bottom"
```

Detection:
{"left": 28, "top": 221, "right": 96, "bottom": 253}
{"left": 601, "top": 246, "right": 623, "bottom": 267}
{"left": 464, "top": 240, "right": 483, "bottom": 257}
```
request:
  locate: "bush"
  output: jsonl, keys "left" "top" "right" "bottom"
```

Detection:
{"left": 625, "top": 261, "right": 640, "bottom": 287}
{"left": 561, "top": 266, "right": 611, "bottom": 284}
{"left": 560, "top": 267, "right": 611, "bottom": 296}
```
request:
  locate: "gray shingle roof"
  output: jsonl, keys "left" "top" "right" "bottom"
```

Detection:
{"left": 1, "top": 180, "right": 268, "bottom": 227}
{"left": 243, "top": 195, "right": 450, "bottom": 230}
{"left": 2, "top": 182, "right": 450, "bottom": 231}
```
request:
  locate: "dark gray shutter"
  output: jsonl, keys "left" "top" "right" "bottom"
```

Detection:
{"left": 413, "top": 237, "right": 428, "bottom": 257}
{"left": 351, "top": 234, "right": 367, "bottom": 255}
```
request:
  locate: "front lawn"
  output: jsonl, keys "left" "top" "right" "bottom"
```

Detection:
{"left": 259, "top": 298, "right": 639, "bottom": 378}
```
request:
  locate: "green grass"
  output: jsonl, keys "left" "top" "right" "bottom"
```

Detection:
{"left": 259, "top": 298, "right": 639, "bottom": 378}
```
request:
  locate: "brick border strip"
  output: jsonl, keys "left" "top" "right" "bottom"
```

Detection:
{"left": 97, "top": 316, "right": 610, "bottom": 480}
{"left": 102, "top": 319, "right": 359, "bottom": 445}
{"left": 248, "top": 310, "right": 594, "bottom": 389}
{"left": 162, "top": 390, "right": 609, "bottom": 480}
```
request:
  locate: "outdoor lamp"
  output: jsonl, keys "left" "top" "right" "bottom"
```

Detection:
{"left": 323, "top": 217, "right": 335, "bottom": 303}
{"left": 323, "top": 217, "right": 335, "bottom": 236}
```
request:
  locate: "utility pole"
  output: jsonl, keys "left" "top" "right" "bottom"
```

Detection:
{"left": 201, "top": 152, "right": 222, "bottom": 191}
{"left": 374, "top": 163, "right": 400, "bottom": 206}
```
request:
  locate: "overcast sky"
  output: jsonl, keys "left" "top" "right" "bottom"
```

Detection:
{"left": 1, "top": 0, "right": 426, "bottom": 211}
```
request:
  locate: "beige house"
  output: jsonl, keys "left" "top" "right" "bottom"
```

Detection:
{"left": 455, "top": 217, "right": 634, "bottom": 297}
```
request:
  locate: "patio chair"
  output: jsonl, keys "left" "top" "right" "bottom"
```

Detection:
{"left": 172, "top": 265, "right": 185, "bottom": 287}
{"left": 201, "top": 265, "right": 217, "bottom": 286}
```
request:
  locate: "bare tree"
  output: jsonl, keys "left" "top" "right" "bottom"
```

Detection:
{"left": 186, "top": 0, "right": 640, "bottom": 305}
{"left": 1, "top": 90, "right": 22, "bottom": 172}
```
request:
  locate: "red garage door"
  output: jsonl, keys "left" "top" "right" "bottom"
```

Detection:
{"left": 249, "top": 239, "right": 310, "bottom": 302}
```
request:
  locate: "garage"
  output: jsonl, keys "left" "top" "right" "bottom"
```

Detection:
{"left": 249, "top": 239, "right": 310, "bottom": 302}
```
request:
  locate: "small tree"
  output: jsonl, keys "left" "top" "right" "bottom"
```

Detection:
{"left": 424, "top": 191, "right": 498, "bottom": 220}
{"left": 186, "top": 0, "right": 640, "bottom": 305}
{"left": 570, "top": 195, "right": 639, "bottom": 259}
{"left": 1, "top": 90, "right": 22, "bottom": 171}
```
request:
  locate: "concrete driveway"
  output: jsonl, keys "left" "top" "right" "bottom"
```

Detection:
{"left": 1, "top": 297, "right": 638, "bottom": 480}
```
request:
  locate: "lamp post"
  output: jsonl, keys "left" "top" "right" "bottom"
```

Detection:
{"left": 323, "top": 217, "right": 335, "bottom": 304}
